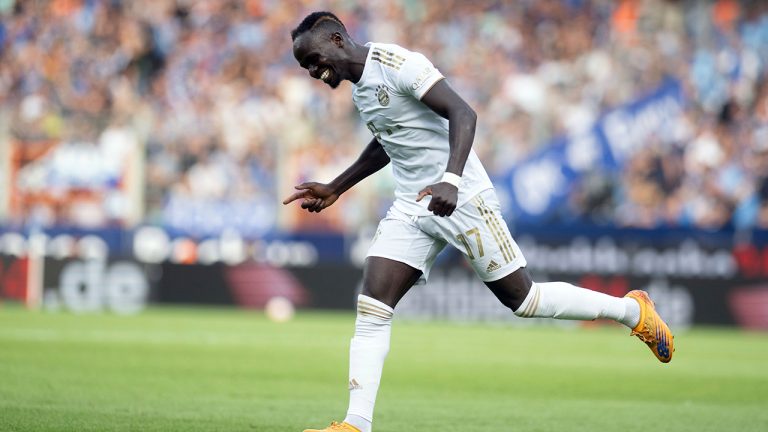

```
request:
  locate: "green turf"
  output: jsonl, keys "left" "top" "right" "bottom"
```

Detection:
{"left": 1, "top": 305, "right": 767, "bottom": 431}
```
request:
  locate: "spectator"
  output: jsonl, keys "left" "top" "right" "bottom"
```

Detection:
{"left": 1, "top": 0, "right": 767, "bottom": 234}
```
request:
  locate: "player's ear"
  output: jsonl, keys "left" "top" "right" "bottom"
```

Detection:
{"left": 331, "top": 32, "right": 344, "bottom": 48}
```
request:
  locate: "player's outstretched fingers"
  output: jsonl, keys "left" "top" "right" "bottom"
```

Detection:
{"left": 283, "top": 190, "right": 309, "bottom": 205}
{"left": 283, "top": 183, "right": 318, "bottom": 205}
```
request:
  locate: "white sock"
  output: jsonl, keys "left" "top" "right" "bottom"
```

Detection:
{"left": 514, "top": 281, "right": 640, "bottom": 328}
{"left": 343, "top": 295, "right": 393, "bottom": 432}
{"left": 343, "top": 414, "right": 370, "bottom": 432}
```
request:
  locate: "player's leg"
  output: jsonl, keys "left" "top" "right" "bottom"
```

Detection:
{"left": 485, "top": 268, "right": 673, "bottom": 362}
{"left": 342, "top": 256, "right": 422, "bottom": 432}
{"left": 360, "top": 256, "right": 423, "bottom": 308}
{"left": 305, "top": 208, "right": 444, "bottom": 432}
{"left": 484, "top": 267, "right": 640, "bottom": 327}
{"left": 425, "top": 189, "right": 673, "bottom": 362}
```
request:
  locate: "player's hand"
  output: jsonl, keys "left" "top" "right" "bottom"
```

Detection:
{"left": 282, "top": 182, "right": 339, "bottom": 213}
{"left": 416, "top": 182, "right": 458, "bottom": 217}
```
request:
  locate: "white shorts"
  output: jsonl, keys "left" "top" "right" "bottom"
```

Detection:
{"left": 367, "top": 189, "right": 527, "bottom": 283}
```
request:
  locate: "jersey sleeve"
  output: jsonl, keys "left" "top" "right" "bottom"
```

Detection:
{"left": 395, "top": 51, "right": 444, "bottom": 100}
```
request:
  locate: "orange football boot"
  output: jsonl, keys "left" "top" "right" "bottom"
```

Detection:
{"left": 625, "top": 290, "right": 674, "bottom": 363}
{"left": 304, "top": 421, "right": 361, "bottom": 432}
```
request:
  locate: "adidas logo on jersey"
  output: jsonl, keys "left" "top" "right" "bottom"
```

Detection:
{"left": 486, "top": 260, "right": 501, "bottom": 273}
{"left": 349, "top": 378, "right": 363, "bottom": 391}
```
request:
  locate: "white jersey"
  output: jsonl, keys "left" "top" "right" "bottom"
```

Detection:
{"left": 351, "top": 42, "right": 494, "bottom": 216}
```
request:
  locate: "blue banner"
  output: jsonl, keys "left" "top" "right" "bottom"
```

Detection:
{"left": 494, "top": 79, "right": 685, "bottom": 222}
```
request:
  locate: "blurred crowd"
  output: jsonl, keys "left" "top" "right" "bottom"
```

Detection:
{"left": 1, "top": 0, "right": 768, "bottom": 234}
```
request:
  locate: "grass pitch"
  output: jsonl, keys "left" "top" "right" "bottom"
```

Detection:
{"left": 1, "top": 305, "right": 767, "bottom": 431}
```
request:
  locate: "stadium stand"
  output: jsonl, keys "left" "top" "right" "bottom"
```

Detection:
{"left": 1, "top": 0, "right": 767, "bottom": 233}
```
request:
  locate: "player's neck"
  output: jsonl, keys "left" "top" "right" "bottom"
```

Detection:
{"left": 348, "top": 45, "right": 370, "bottom": 84}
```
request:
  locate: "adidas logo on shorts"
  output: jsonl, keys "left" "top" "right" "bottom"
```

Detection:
{"left": 486, "top": 260, "right": 501, "bottom": 273}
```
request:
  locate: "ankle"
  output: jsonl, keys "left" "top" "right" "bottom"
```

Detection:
{"left": 343, "top": 414, "right": 371, "bottom": 432}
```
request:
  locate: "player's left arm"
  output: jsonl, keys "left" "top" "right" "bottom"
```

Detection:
{"left": 415, "top": 79, "right": 477, "bottom": 217}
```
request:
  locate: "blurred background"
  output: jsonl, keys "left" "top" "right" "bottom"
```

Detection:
{"left": 1, "top": 0, "right": 768, "bottom": 329}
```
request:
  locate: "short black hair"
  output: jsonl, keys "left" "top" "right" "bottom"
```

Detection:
{"left": 291, "top": 11, "right": 346, "bottom": 41}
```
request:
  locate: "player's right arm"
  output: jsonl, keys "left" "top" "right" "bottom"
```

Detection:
{"left": 282, "top": 137, "right": 389, "bottom": 213}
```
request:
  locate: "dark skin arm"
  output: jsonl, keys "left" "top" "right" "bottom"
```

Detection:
{"left": 415, "top": 79, "right": 477, "bottom": 217}
{"left": 282, "top": 137, "right": 390, "bottom": 212}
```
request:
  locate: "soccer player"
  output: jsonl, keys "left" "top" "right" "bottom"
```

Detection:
{"left": 283, "top": 11, "right": 674, "bottom": 432}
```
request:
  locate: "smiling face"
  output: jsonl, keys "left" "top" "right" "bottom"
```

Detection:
{"left": 293, "top": 30, "right": 347, "bottom": 89}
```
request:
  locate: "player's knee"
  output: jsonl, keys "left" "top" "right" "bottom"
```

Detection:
{"left": 361, "top": 257, "right": 422, "bottom": 308}
{"left": 512, "top": 281, "right": 539, "bottom": 317}
{"left": 491, "top": 287, "right": 520, "bottom": 310}
{"left": 500, "top": 285, "right": 529, "bottom": 311}
{"left": 485, "top": 267, "right": 533, "bottom": 312}
{"left": 356, "top": 294, "right": 394, "bottom": 322}
{"left": 361, "top": 282, "right": 397, "bottom": 308}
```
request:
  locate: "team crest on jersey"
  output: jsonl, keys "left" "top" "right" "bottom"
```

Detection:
{"left": 376, "top": 85, "right": 390, "bottom": 106}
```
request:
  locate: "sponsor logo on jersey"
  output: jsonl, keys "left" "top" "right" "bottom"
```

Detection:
{"left": 376, "top": 85, "right": 390, "bottom": 106}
